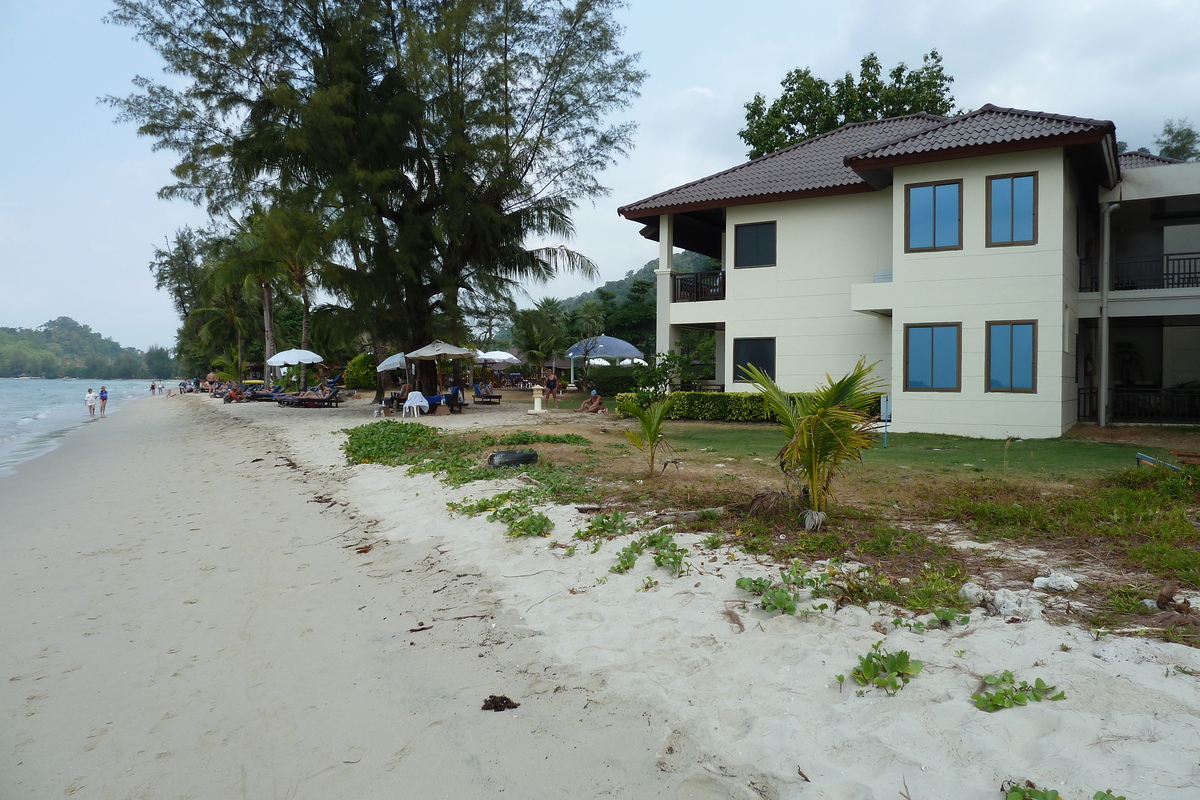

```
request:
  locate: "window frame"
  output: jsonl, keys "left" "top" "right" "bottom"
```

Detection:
{"left": 733, "top": 221, "right": 777, "bottom": 269}
{"left": 904, "top": 180, "right": 963, "bottom": 253}
{"left": 732, "top": 337, "right": 776, "bottom": 382}
{"left": 986, "top": 172, "right": 1038, "bottom": 247}
{"left": 903, "top": 322, "right": 962, "bottom": 392}
{"left": 986, "top": 320, "right": 1038, "bottom": 393}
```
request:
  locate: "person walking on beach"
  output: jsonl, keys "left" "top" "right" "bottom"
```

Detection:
{"left": 85, "top": 388, "right": 98, "bottom": 419}
{"left": 544, "top": 368, "right": 558, "bottom": 408}
{"left": 98, "top": 386, "right": 108, "bottom": 417}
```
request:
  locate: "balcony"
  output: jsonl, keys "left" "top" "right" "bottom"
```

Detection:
{"left": 1080, "top": 252, "right": 1200, "bottom": 292}
{"left": 672, "top": 270, "right": 725, "bottom": 303}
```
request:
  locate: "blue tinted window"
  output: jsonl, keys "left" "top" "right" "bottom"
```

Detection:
{"left": 907, "top": 327, "right": 932, "bottom": 388}
{"left": 907, "top": 182, "right": 960, "bottom": 250}
{"left": 934, "top": 184, "right": 960, "bottom": 248}
{"left": 908, "top": 186, "right": 934, "bottom": 250}
{"left": 990, "top": 174, "right": 1036, "bottom": 245}
{"left": 906, "top": 324, "right": 959, "bottom": 391}
{"left": 988, "top": 322, "right": 1036, "bottom": 392}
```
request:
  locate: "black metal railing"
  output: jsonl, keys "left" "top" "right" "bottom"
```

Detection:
{"left": 1077, "top": 387, "right": 1098, "bottom": 421}
{"left": 1111, "top": 388, "right": 1200, "bottom": 423}
{"left": 1078, "top": 253, "right": 1200, "bottom": 292}
{"left": 672, "top": 271, "right": 726, "bottom": 303}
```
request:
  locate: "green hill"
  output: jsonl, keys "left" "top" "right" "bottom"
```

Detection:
{"left": 0, "top": 317, "right": 172, "bottom": 378}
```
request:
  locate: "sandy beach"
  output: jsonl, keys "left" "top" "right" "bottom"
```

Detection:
{"left": 4, "top": 394, "right": 1200, "bottom": 799}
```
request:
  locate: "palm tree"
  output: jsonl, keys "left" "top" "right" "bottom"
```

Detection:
{"left": 617, "top": 394, "right": 679, "bottom": 478}
{"left": 742, "top": 358, "right": 883, "bottom": 524}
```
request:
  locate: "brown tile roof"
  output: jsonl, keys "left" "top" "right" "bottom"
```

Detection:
{"left": 619, "top": 105, "right": 1119, "bottom": 222}
{"left": 845, "top": 104, "right": 1114, "bottom": 168}
{"left": 617, "top": 114, "right": 947, "bottom": 220}
{"left": 1119, "top": 151, "right": 1182, "bottom": 169}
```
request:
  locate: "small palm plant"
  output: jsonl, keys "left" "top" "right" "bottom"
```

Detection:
{"left": 742, "top": 358, "right": 883, "bottom": 527}
{"left": 617, "top": 394, "right": 679, "bottom": 478}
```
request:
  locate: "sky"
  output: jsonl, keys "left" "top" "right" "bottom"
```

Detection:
{"left": 3, "top": 0, "right": 1200, "bottom": 351}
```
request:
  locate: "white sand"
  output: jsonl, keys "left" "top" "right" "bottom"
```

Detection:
{"left": 4, "top": 394, "right": 1199, "bottom": 799}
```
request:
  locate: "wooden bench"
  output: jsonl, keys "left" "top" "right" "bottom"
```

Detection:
{"left": 1171, "top": 450, "right": 1200, "bottom": 466}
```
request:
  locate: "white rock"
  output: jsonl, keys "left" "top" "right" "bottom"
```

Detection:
{"left": 959, "top": 582, "right": 987, "bottom": 607}
{"left": 1032, "top": 573, "right": 1079, "bottom": 592}
{"left": 1142, "top": 599, "right": 1160, "bottom": 612}
{"left": 988, "top": 588, "right": 1043, "bottom": 619}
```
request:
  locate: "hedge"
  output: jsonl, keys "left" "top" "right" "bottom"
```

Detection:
{"left": 614, "top": 390, "right": 777, "bottom": 422}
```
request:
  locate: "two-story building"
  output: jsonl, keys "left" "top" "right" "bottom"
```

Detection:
{"left": 618, "top": 105, "right": 1200, "bottom": 438}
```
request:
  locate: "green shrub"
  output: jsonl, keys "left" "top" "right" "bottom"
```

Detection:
{"left": 588, "top": 365, "right": 638, "bottom": 396}
{"left": 614, "top": 390, "right": 776, "bottom": 422}
{"left": 345, "top": 352, "right": 376, "bottom": 390}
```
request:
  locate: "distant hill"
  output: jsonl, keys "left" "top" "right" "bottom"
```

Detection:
{"left": 0, "top": 317, "right": 170, "bottom": 378}
{"left": 562, "top": 251, "right": 719, "bottom": 309}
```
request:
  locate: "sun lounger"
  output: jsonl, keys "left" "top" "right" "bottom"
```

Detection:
{"left": 473, "top": 384, "right": 502, "bottom": 405}
{"left": 277, "top": 388, "right": 341, "bottom": 408}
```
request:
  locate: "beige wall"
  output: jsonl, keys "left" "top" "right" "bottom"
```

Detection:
{"left": 717, "top": 191, "right": 894, "bottom": 390}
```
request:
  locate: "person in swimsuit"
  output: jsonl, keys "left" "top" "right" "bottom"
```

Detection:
{"left": 544, "top": 368, "right": 558, "bottom": 408}
{"left": 98, "top": 386, "right": 108, "bottom": 417}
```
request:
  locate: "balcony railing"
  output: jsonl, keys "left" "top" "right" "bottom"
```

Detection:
{"left": 1079, "top": 253, "right": 1200, "bottom": 292}
{"left": 1112, "top": 388, "right": 1200, "bottom": 423}
{"left": 672, "top": 270, "right": 726, "bottom": 303}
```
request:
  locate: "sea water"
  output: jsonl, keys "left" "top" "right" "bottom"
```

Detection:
{"left": 0, "top": 379, "right": 158, "bottom": 477}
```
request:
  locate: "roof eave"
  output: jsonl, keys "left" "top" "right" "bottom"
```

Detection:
{"left": 618, "top": 182, "right": 874, "bottom": 225}
{"left": 845, "top": 129, "right": 1112, "bottom": 172}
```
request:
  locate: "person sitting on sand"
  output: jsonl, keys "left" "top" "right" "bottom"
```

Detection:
{"left": 574, "top": 390, "right": 604, "bottom": 413}
{"left": 225, "top": 386, "right": 245, "bottom": 403}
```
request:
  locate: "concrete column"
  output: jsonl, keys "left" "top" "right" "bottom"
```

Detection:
{"left": 714, "top": 328, "right": 727, "bottom": 387}
{"left": 1098, "top": 202, "right": 1119, "bottom": 426}
{"left": 655, "top": 214, "right": 674, "bottom": 359}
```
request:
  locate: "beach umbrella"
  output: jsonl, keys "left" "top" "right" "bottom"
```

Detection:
{"left": 375, "top": 353, "right": 407, "bottom": 372}
{"left": 481, "top": 350, "right": 520, "bottom": 364}
{"left": 564, "top": 334, "right": 643, "bottom": 359}
{"left": 266, "top": 348, "right": 323, "bottom": 366}
{"left": 405, "top": 340, "right": 475, "bottom": 360}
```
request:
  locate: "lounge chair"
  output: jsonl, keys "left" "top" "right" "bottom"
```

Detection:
{"left": 472, "top": 384, "right": 502, "bottom": 405}
{"left": 277, "top": 387, "right": 341, "bottom": 408}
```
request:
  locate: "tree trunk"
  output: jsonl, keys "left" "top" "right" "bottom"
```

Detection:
{"left": 261, "top": 282, "right": 276, "bottom": 383}
{"left": 299, "top": 280, "right": 310, "bottom": 390}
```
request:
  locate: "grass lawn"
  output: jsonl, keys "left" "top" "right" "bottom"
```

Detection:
{"left": 667, "top": 421, "right": 1168, "bottom": 481}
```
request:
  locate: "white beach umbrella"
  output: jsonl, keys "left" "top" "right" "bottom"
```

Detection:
{"left": 481, "top": 350, "right": 520, "bottom": 364}
{"left": 376, "top": 353, "right": 407, "bottom": 372}
{"left": 405, "top": 340, "right": 475, "bottom": 360}
{"left": 266, "top": 348, "right": 323, "bottom": 366}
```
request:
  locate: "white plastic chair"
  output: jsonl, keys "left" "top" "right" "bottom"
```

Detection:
{"left": 402, "top": 391, "right": 428, "bottom": 418}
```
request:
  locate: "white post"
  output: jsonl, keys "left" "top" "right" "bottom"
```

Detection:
{"left": 656, "top": 214, "right": 675, "bottom": 358}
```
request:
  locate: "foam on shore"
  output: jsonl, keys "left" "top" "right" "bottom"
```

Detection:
{"left": 4, "top": 394, "right": 1199, "bottom": 799}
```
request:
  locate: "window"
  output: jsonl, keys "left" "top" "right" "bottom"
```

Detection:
{"left": 904, "top": 323, "right": 960, "bottom": 391}
{"left": 733, "top": 337, "right": 776, "bottom": 382}
{"left": 988, "top": 173, "right": 1037, "bottom": 246}
{"left": 734, "top": 222, "right": 776, "bottom": 268}
{"left": 987, "top": 321, "right": 1036, "bottom": 392}
{"left": 906, "top": 181, "right": 961, "bottom": 251}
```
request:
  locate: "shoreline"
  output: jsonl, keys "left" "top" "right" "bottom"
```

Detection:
{"left": 4, "top": 395, "right": 1200, "bottom": 798}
